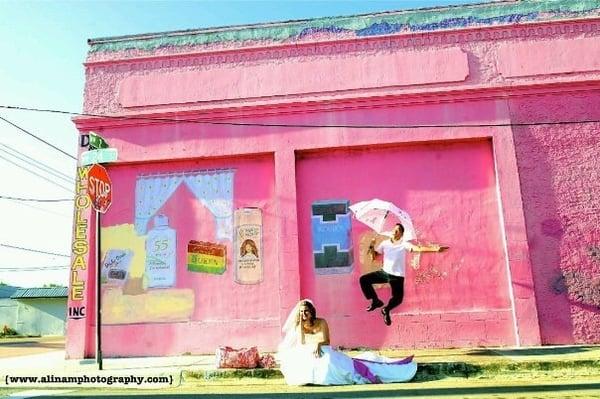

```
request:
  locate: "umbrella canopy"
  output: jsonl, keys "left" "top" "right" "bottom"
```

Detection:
{"left": 349, "top": 199, "right": 416, "bottom": 241}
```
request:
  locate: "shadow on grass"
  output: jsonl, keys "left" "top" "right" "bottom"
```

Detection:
{"left": 466, "top": 346, "right": 596, "bottom": 357}
{"left": 31, "top": 382, "right": 600, "bottom": 398}
{"left": 413, "top": 362, "right": 483, "bottom": 381}
{"left": 187, "top": 362, "right": 484, "bottom": 383}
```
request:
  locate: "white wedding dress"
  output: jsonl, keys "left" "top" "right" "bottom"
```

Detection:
{"left": 278, "top": 335, "right": 417, "bottom": 385}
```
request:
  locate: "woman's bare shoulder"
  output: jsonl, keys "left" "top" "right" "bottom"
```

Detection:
{"left": 315, "top": 318, "right": 329, "bottom": 327}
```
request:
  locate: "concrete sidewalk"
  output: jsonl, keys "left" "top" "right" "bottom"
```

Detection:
{"left": 0, "top": 337, "right": 64, "bottom": 359}
{"left": 1, "top": 345, "right": 599, "bottom": 388}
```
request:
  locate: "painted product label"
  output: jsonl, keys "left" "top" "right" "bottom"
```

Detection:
{"left": 145, "top": 214, "right": 177, "bottom": 288}
{"left": 187, "top": 240, "right": 227, "bottom": 274}
{"left": 235, "top": 208, "right": 263, "bottom": 284}
{"left": 101, "top": 249, "right": 133, "bottom": 286}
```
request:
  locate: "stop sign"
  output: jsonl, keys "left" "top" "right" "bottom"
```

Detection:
{"left": 87, "top": 164, "right": 112, "bottom": 213}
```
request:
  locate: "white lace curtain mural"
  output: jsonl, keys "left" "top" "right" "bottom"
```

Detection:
{"left": 183, "top": 170, "right": 235, "bottom": 240}
{"left": 135, "top": 175, "right": 183, "bottom": 235}
{"left": 135, "top": 170, "right": 235, "bottom": 240}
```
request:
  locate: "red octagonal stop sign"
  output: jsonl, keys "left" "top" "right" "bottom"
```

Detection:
{"left": 87, "top": 164, "right": 112, "bottom": 214}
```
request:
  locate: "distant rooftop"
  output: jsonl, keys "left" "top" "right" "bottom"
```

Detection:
{"left": 88, "top": 0, "right": 600, "bottom": 53}
{"left": 11, "top": 287, "right": 68, "bottom": 299}
{"left": 0, "top": 285, "right": 19, "bottom": 299}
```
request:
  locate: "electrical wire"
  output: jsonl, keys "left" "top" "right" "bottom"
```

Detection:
{"left": 0, "top": 195, "right": 73, "bottom": 202}
{"left": 0, "top": 146, "right": 74, "bottom": 186}
{"left": 5, "top": 199, "right": 72, "bottom": 219}
{"left": 0, "top": 114, "right": 76, "bottom": 160}
{"left": 0, "top": 265, "right": 69, "bottom": 271}
{"left": 0, "top": 142, "right": 74, "bottom": 184}
{"left": 2, "top": 104, "right": 600, "bottom": 129}
{"left": 0, "top": 152, "right": 74, "bottom": 194}
{"left": 0, "top": 243, "right": 70, "bottom": 258}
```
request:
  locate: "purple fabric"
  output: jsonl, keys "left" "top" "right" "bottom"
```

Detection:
{"left": 352, "top": 359, "right": 381, "bottom": 383}
{"left": 351, "top": 355, "right": 414, "bottom": 383}
{"left": 355, "top": 354, "right": 414, "bottom": 366}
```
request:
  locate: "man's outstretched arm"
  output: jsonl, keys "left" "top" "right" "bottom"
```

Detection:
{"left": 407, "top": 242, "right": 449, "bottom": 253}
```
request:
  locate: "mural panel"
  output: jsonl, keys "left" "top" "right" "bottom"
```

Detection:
{"left": 296, "top": 141, "right": 514, "bottom": 347}
{"left": 100, "top": 168, "right": 236, "bottom": 325}
{"left": 101, "top": 249, "right": 133, "bottom": 286}
{"left": 134, "top": 170, "right": 234, "bottom": 240}
{"left": 145, "top": 214, "right": 177, "bottom": 288}
{"left": 100, "top": 223, "right": 195, "bottom": 324}
{"left": 187, "top": 240, "right": 227, "bottom": 274}
{"left": 235, "top": 208, "right": 263, "bottom": 284}
{"left": 311, "top": 200, "right": 354, "bottom": 274}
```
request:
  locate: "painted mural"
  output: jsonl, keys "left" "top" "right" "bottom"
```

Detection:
{"left": 187, "top": 240, "right": 227, "bottom": 274}
{"left": 145, "top": 214, "right": 177, "bottom": 287}
{"left": 135, "top": 169, "right": 234, "bottom": 239}
{"left": 357, "top": 231, "right": 386, "bottom": 289}
{"left": 235, "top": 208, "right": 263, "bottom": 284}
{"left": 99, "top": 168, "right": 236, "bottom": 325}
{"left": 101, "top": 249, "right": 133, "bottom": 286}
{"left": 99, "top": 223, "right": 195, "bottom": 324}
{"left": 311, "top": 200, "right": 353, "bottom": 274}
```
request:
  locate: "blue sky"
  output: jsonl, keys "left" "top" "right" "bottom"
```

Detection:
{"left": 0, "top": 0, "right": 488, "bottom": 287}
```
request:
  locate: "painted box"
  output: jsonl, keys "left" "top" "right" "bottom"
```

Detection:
{"left": 311, "top": 200, "right": 354, "bottom": 274}
{"left": 187, "top": 240, "right": 227, "bottom": 275}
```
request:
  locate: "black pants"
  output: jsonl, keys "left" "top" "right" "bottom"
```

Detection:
{"left": 359, "top": 270, "right": 405, "bottom": 312}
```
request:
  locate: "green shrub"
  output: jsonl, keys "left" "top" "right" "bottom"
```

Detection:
{"left": 1, "top": 325, "right": 18, "bottom": 337}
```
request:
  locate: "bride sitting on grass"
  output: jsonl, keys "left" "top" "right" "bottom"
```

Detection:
{"left": 277, "top": 299, "right": 417, "bottom": 385}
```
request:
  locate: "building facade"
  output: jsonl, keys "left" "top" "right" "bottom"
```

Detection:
{"left": 67, "top": 0, "right": 600, "bottom": 358}
{"left": 1, "top": 287, "right": 67, "bottom": 336}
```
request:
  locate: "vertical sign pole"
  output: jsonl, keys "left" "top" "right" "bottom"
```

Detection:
{"left": 88, "top": 162, "right": 111, "bottom": 370}
{"left": 96, "top": 209, "right": 103, "bottom": 370}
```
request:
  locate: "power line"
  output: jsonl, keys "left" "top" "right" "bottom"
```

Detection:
{"left": 0, "top": 142, "right": 74, "bottom": 183}
{"left": 0, "top": 243, "right": 70, "bottom": 258}
{"left": 1, "top": 104, "right": 600, "bottom": 129}
{"left": 0, "top": 114, "right": 76, "bottom": 160}
{"left": 0, "top": 265, "right": 69, "bottom": 271}
{"left": 0, "top": 152, "right": 74, "bottom": 194}
{"left": 0, "top": 145, "right": 74, "bottom": 186}
{"left": 0, "top": 195, "right": 73, "bottom": 202}
{"left": 5, "top": 197, "right": 72, "bottom": 219}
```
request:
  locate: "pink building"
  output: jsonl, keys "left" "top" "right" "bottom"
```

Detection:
{"left": 68, "top": 0, "right": 600, "bottom": 358}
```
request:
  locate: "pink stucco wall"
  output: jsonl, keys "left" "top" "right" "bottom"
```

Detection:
{"left": 69, "top": 11, "right": 600, "bottom": 357}
{"left": 296, "top": 140, "right": 514, "bottom": 348}
{"left": 509, "top": 91, "right": 600, "bottom": 344}
{"left": 70, "top": 98, "right": 538, "bottom": 355}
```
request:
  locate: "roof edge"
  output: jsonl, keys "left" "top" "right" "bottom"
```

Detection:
{"left": 86, "top": 0, "right": 600, "bottom": 54}
{"left": 10, "top": 287, "right": 68, "bottom": 299}
{"left": 88, "top": 0, "right": 507, "bottom": 45}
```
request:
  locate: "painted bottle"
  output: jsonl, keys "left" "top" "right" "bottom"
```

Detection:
{"left": 234, "top": 208, "right": 263, "bottom": 284}
{"left": 145, "top": 214, "right": 177, "bottom": 288}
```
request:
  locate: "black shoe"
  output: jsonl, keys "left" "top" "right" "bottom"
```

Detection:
{"left": 366, "top": 299, "right": 384, "bottom": 312}
{"left": 381, "top": 308, "right": 391, "bottom": 326}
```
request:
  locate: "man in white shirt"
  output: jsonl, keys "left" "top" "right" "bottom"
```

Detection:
{"left": 360, "top": 223, "right": 447, "bottom": 326}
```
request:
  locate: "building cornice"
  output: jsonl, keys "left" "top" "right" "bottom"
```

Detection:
{"left": 84, "top": 17, "right": 600, "bottom": 73}
{"left": 74, "top": 79, "right": 600, "bottom": 131}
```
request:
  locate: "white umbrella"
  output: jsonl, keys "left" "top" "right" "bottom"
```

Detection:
{"left": 349, "top": 199, "right": 416, "bottom": 241}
